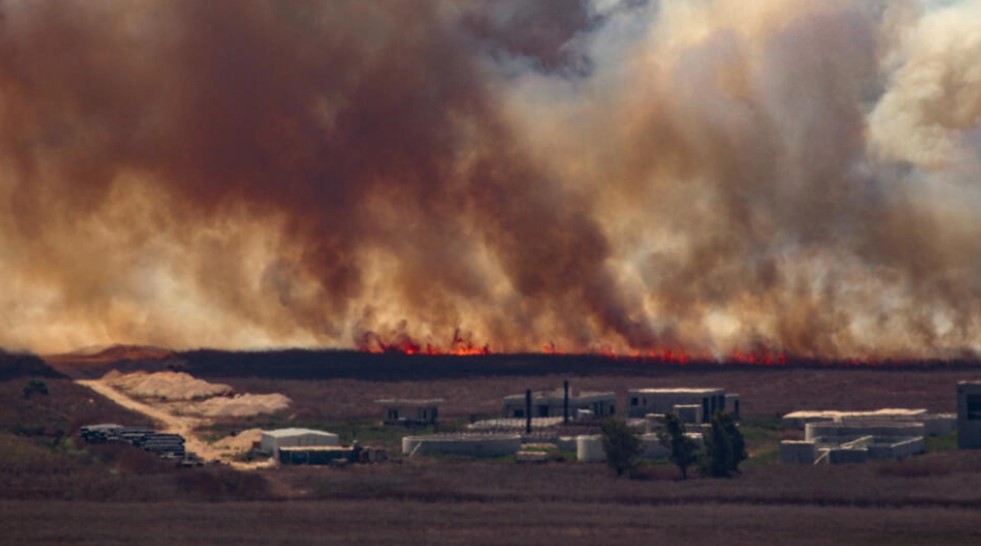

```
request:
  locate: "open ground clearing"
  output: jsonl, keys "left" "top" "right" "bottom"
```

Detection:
{"left": 77, "top": 377, "right": 278, "bottom": 469}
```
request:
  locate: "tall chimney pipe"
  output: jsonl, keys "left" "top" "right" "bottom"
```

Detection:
{"left": 525, "top": 389, "right": 532, "bottom": 434}
{"left": 563, "top": 380, "right": 569, "bottom": 424}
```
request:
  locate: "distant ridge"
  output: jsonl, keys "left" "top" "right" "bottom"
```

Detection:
{"left": 174, "top": 349, "right": 981, "bottom": 382}
{"left": 48, "top": 344, "right": 176, "bottom": 362}
{"left": 42, "top": 344, "right": 183, "bottom": 379}
{"left": 0, "top": 350, "right": 66, "bottom": 381}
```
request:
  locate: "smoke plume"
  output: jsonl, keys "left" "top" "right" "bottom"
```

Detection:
{"left": 1, "top": 0, "right": 980, "bottom": 359}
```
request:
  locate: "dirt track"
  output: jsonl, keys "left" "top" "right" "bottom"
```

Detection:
{"left": 77, "top": 379, "right": 270, "bottom": 470}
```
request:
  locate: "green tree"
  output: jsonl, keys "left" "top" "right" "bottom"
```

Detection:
{"left": 720, "top": 412, "right": 747, "bottom": 473}
{"left": 659, "top": 413, "right": 697, "bottom": 480}
{"left": 22, "top": 379, "right": 49, "bottom": 399}
{"left": 700, "top": 411, "right": 746, "bottom": 477}
{"left": 600, "top": 419, "right": 642, "bottom": 477}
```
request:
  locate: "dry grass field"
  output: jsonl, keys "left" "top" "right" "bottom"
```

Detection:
{"left": 2, "top": 499, "right": 979, "bottom": 546}
{"left": 220, "top": 367, "right": 978, "bottom": 422}
{"left": 4, "top": 352, "right": 981, "bottom": 544}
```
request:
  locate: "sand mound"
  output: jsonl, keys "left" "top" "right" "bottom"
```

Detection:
{"left": 211, "top": 428, "right": 264, "bottom": 453}
{"left": 102, "top": 370, "right": 233, "bottom": 401}
{"left": 189, "top": 393, "right": 292, "bottom": 418}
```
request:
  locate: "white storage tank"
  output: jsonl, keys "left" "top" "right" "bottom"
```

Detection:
{"left": 576, "top": 435, "right": 606, "bottom": 462}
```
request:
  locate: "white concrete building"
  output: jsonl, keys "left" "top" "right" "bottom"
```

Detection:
{"left": 375, "top": 398, "right": 443, "bottom": 426}
{"left": 502, "top": 389, "right": 616, "bottom": 419}
{"left": 781, "top": 420, "right": 926, "bottom": 465}
{"left": 627, "top": 388, "right": 726, "bottom": 422}
{"left": 260, "top": 428, "right": 340, "bottom": 453}
{"left": 782, "top": 409, "right": 927, "bottom": 429}
{"left": 782, "top": 408, "right": 955, "bottom": 436}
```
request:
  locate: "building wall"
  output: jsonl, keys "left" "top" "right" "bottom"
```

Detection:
{"left": 382, "top": 405, "right": 439, "bottom": 425}
{"left": 780, "top": 441, "right": 816, "bottom": 464}
{"left": 628, "top": 391, "right": 725, "bottom": 422}
{"left": 261, "top": 431, "right": 339, "bottom": 452}
{"left": 957, "top": 382, "right": 981, "bottom": 449}
{"left": 503, "top": 395, "right": 615, "bottom": 419}
{"left": 725, "top": 394, "right": 741, "bottom": 420}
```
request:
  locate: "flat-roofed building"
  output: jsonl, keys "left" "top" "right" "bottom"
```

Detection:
{"left": 502, "top": 389, "right": 616, "bottom": 419}
{"left": 781, "top": 408, "right": 929, "bottom": 429}
{"left": 375, "top": 398, "right": 444, "bottom": 426}
{"left": 627, "top": 388, "right": 726, "bottom": 422}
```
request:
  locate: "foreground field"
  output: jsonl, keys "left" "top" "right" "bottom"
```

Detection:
{"left": 2, "top": 499, "right": 979, "bottom": 546}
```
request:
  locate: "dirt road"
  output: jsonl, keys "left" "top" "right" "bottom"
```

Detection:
{"left": 77, "top": 379, "right": 271, "bottom": 470}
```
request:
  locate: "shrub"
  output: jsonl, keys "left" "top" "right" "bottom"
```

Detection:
{"left": 699, "top": 411, "right": 746, "bottom": 478}
{"left": 600, "top": 419, "right": 642, "bottom": 477}
{"left": 23, "top": 379, "right": 49, "bottom": 399}
{"left": 659, "top": 413, "right": 697, "bottom": 480}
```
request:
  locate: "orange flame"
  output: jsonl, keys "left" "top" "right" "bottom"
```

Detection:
{"left": 359, "top": 328, "right": 490, "bottom": 356}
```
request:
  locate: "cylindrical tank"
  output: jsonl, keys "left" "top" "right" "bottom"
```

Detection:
{"left": 576, "top": 435, "right": 605, "bottom": 462}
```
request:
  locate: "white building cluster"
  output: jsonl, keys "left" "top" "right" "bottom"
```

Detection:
{"left": 780, "top": 408, "right": 956, "bottom": 465}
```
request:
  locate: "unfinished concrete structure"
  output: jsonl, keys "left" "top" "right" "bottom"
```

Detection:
{"left": 781, "top": 420, "right": 925, "bottom": 465}
{"left": 957, "top": 381, "right": 981, "bottom": 449}
{"left": 783, "top": 408, "right": 927, "bottom": 429}
{"left": 375, "top": 398, "right": 443, "bottom": 426}
{"left": 780, "top": 441, "right": 817, "bottom": 464}
{"left": 627, "top": 388, "right": 726, "bottom": 422}
{"left": 674, "top": 404, "right": 702, "bottom": 425}
{"left": 502, "top": 388, "right": 615, "bottom": 419}
{"left": 782, "top": 408, "right": 956, "bottom": 436}
{"left": 260, "top": 428, "right": 340, "bottom": 454}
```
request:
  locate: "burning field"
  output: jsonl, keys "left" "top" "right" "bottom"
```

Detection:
{"left": 1, "top": 0, "right": 981, "bottom": 362}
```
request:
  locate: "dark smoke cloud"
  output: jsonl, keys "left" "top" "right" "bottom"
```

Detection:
{"left": 0, "top": 0, "right": 651, "bottom": 353}
{"left": 1, "top": 0, "right": 980, "bottom": 359}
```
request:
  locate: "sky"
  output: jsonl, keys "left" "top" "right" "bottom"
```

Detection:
{"left": 1, "top": 0, "right": 980, "bottom": 359}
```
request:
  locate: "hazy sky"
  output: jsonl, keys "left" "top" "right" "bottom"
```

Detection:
{"left": 1, "top": 0, "right": 980, "bottom": 358}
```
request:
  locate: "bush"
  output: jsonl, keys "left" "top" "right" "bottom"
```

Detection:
{"left": 23, "top": 379, "right": 49, "bottom": 399}
{"left": 659, "top": 413, "right": 697, "bottom": 480}
{"left": 699, "top": 411, "right": 746, "bottom": 478}
{"left": 600, "top": 419, "right": 642, "bottom": 477}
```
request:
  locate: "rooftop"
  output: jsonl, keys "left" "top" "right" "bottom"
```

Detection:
{"left": 279, "top": 445, "right": 352, "bottom": 452}
{"left": 503, "top": 390, "right": 615, "bottom": 401}
{"left": 261, "top": 428, "right": 338, "bottom": 438}
{"left": 628, "top": 388, "right": 724, "bottom": 394}
{"left": 784, "top": 409, "right": 928, "bottom": 419}
{"left": 374, "top": 398, "right": 445, "bottom": 406}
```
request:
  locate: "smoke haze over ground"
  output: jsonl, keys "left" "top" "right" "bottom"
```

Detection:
{"left": 1, "top": 0, "right": 980, "bottom": 359}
